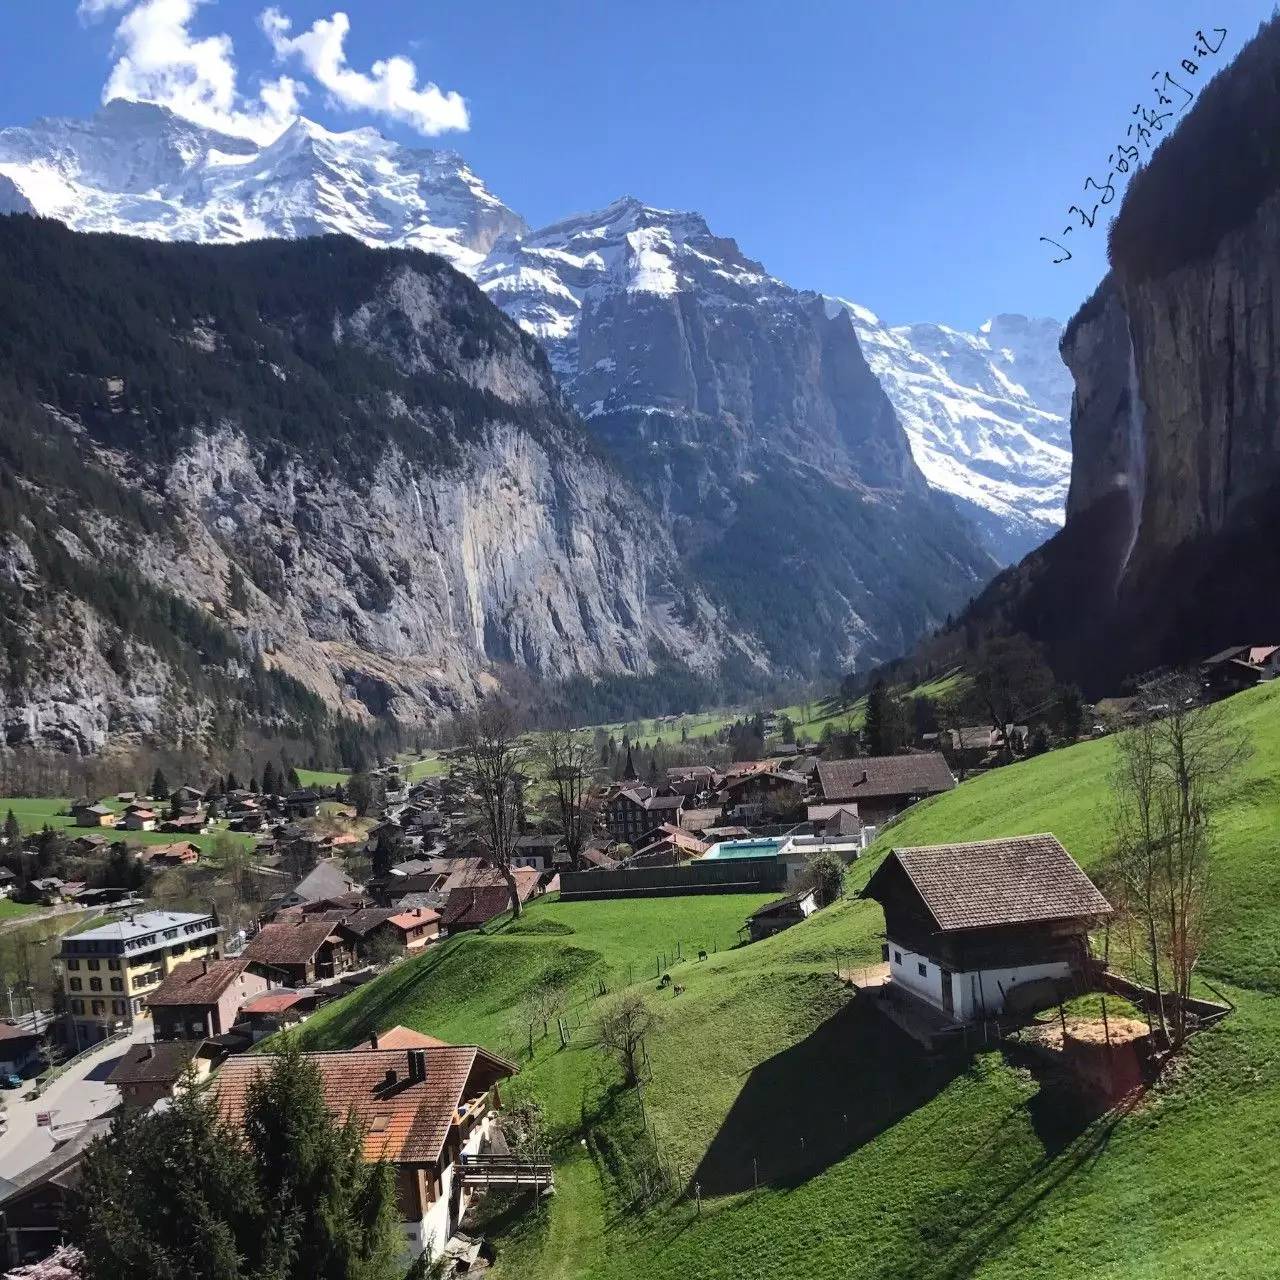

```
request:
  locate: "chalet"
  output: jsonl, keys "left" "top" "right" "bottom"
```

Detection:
{"left": 603, "top": 788, "right": 684, "bottom": 844}
{"left": 1200, "top": 644, "right": 1280, "bottom": 696}
{"left": 0, "top": 1115, "right": 112, "bottom": 1267}
{"left": 814, "top": 754, "right": 956, "bottom": 826}
{"left": 861, "top": 834, "right": 1112, "bottom": 1021}
{"left": 242, "top": 919, "right": 353, "bottom": 986}
{"left": 238, "top": 989, "right": 313, "bottom": 1034}
{"left": 215, "top": 1040, "right": 519, "bottom": 1261}
{"left": 120, "top": 804, "right": 158, "bottom": 832}
{"left": 144, "top": 956, "right": 270, "bottom": 1040}
{"left": 285, "top": 789, "right": 322, "bottom": 819}
{"left": 440, "top": 886, "right": 518, "bottom": 933}
{"left": 159, "top": 813, "right": 209, "bottom": 834}
{"left": 135, "top": 841, "right": 201, "bottom": 868}
{"left": 678, "top": 807, "right": 724, "bottom": 835}
{"left": 512, "top": 833, "right": 566, "bottom": 871}
{"left": 722, "top": 768, "right": 807, "bottom": 819}
{"left": 0, "top": 1020, "right": 46, "bottom": 1077}
{"left": 386, "top": 907, "right": 440, "bottom": 952}
{"left": 107, "top": 1038, "right": 223, "bottom": 1110}
{"left": 261, "top": 859, "right": 362, "bottom": 917}
{"left": 71, "top": 802, "right": 115, "bottom": 829}
{"left": 24, "top": 878, "right": 66, "bottom": 906}
{"left": 0, "top": 868, "right": 15, "bottom": 900}
{"left": 629, "top": 824, "right": 710, "bottom": 867}
{"left": 743, "top": 887, "right": 818, "bottom": 942}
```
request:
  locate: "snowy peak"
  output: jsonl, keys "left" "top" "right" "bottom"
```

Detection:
{"left": 0, "top": 99, "right": 524, "bottom": 271}
{"left": 839, "top": 302, "right": 1071, "bottom": 561}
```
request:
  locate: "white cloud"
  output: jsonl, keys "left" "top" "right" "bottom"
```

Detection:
{"left": 262, "top": 8, "right": 469, "bottom": 137}
{"left": 85, "top": 0, "right": 301, "bottom": 143}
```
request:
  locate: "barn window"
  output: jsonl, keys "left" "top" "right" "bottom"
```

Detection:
{"left": 893, "top": 950, "right": 902, "bottom": 965}
{"left": 917, "top": 962, "right": 927, "bottom": 977}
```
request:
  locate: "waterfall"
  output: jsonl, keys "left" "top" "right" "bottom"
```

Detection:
{"left": 1116, "top": 319, "right": 1147, "bottom": 590}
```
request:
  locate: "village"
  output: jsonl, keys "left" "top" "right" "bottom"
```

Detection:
{"left": 0, "top": 641, "right": 1264, "bottom": 1276}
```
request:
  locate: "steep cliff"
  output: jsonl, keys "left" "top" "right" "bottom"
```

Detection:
{"left": 0, "top": 217, "right": 736, "bottom": 753}
{"left": 965, "top": 16, "right": 1280, "bottom": 692}
{"left": 482, "top": 198, "right": 997, "bottom": 672}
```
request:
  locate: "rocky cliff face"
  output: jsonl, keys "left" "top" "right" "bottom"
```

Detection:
{"left": 0, "top": 219, "right": 736, "bottom": 753}
{"left": 481, "top": 198, "right": 996, "bottom": 671}
{"left": 976, "top": 23, "right": 1280, "bottom": 694}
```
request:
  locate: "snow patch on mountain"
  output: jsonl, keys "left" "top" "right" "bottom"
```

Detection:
{"left": 0, "top": 99, "right": 524, "bottom": 271}
{"left": 0, "top": 100, "right": 1070, "bottom": 564}
{"left": 832, "top": 304, "right": 1072, "bottom": 562}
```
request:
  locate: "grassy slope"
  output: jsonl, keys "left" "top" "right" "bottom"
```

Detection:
{"left": 2, "top": 796, "right": 255, "bottom": 853}
{"left": 294, "top": 682, "right": 1280, "bottom": 1279}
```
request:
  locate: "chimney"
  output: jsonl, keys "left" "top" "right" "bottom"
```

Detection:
{"left": 407, "top": 1048, "right": 427, "bottom": 1084}
{"left": 862, "top": 770, "right": 870, "bottom": 784}
{"left": 201, "top": 959, "right": 209, "bottom": 975}
{"left": 384, "top": 1068, "right": 398, "bottom": 1088}
{"left": 141, "top": 1046, "right": 153, "bottom": 1061}
{"left": 369, "top": 1031, "right": 380, "bottom": 1049}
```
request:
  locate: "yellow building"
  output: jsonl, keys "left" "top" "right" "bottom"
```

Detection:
{"left": 57, "top": 910, "right": 222, "bottom": 1045}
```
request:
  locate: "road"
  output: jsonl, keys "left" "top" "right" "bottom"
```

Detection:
{"left": 0, "top": 1023, "right": 151, "bottom": 1180}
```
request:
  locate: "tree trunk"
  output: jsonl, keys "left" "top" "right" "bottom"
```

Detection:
{"left": 502, "top": 864, "right": 523, "bottom": 919}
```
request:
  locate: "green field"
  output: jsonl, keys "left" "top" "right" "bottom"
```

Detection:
{"left": 0, "top": 796, "right": 255, "bottom": 853}
{"left": 291, "top": 679, "right": 1280, "bottom": 1279}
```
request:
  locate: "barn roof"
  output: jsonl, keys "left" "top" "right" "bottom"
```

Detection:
{"left": 864, "top": 834, "right": 1112, "bottom": 932}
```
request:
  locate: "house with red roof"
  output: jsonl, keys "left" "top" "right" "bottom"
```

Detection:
{"left": 215, "top": 1039, "right": 520, "bottom": 1261}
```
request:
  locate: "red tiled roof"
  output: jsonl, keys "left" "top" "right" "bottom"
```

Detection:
{"left": 372, "top": 1025, "right": 450, "bottom": 1049}
{"left": 144, "top": 957, "right": 249, "bottom": 1007}
{"left": 214, "top": 1045, "right": 516, "bottom": 1165}
{"left": 867, "top": 834, "right": 1113, "bottom": 931}
{"left": 387, "top": 908, "right": 440, "bottom": 932}
{"left": 240, "top": 992, "right": 306, "bottom": 1016}
{"left": 816, "top": 754, "right": 955, "bottom": 803}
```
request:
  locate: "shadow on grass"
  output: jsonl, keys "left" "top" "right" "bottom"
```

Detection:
{"left": 691, "top": 996, "right": 968, "bottom": 1195}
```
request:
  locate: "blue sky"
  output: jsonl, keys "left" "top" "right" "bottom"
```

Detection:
{"left": 2, "top": 1, "right": 1273, "bottom": 328}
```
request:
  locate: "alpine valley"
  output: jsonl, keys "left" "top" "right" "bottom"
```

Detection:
{"left": 0, "top": 100, "right": 1071, "bottom": 753}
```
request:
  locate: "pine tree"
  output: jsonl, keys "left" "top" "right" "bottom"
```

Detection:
{"left": 2, "top": 809, "right": 19, "bottom": 849}
{"left": 150, "top": 767, "right": 168, "bottom": 801}
{"left": 623, "top": 746, "right": 636, "bottom": 779}
{"left": 226, "top": 771, "right": 240, "bottom": 792}
{"left": 261, "top": 762, "right": 278, "bottom": 796}
{"left": 287, "top": 767, "right": 302, "bottom": 790}
{"left": 244, "top": 1040, "right": 402, "bottom": 1280}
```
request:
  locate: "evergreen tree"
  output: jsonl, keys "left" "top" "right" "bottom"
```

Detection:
{"left": 249, "top": 775, "right": 260, "bottom": 794}
{"left": 261, "top": 762, "right": 278, "bottom": 796}
{"left": 72, "top": 1083, "right": 277, "bottom": 1280}
{"left": 150, "top": 767, "right": 168, "bottom": 801}
{"left": 2, "top": 809, "right": 19, "bottom": 849}
{"left": 243, "top": 1039, "right": 402, "bottom": 1280}
{"left": 622, "top": 746, "right": 636, "bottom": 779}
{"left": 227, "top": 771, "right": 241, "bottom": 792}
{"left": 287, "top": 767, "right": 302, "bottom": 790}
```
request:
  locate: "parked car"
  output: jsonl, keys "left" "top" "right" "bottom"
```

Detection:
{"left": 2, "top": 1074, "right": 24, "bottom": 1089}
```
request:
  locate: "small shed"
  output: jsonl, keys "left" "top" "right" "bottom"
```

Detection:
{"left": 744, "top": 887, "right": 818, "bottom": 942}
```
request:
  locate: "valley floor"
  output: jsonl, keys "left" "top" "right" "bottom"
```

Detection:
{"left": 296, "top": 681, "right": 1280, "bottom": 1279}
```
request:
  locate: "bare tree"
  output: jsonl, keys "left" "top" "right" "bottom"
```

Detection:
{"left": 531, "top": 725, "right": 601, "bottom": 869}
{"left": 597, "top": 992, "right": 660, "bottom": 1086}
{"left": 519, "top": 979, "right": 569, "bottom": 1050}
{"left": 1109, "top": 672, "right": 1250, "bottom": 1045}
{"left": 455, "top": 702, "right": 530, "bottom": 918}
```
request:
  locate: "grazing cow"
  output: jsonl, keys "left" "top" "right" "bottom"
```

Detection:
{"left": 698, "top": 949, "right": 708, "bottom": 961}
{"left": 673, "top": 984, "right": 685, "bottom": 996}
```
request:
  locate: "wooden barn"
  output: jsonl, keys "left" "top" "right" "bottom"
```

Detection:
{"left": 861, "top": 834, "right": 1112, "bottom": 1022}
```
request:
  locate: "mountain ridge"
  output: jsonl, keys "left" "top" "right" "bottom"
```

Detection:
{"left": 0, "top": 100, "right": 1069, "bottom": 564}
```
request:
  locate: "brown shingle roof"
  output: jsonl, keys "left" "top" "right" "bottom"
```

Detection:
{"left": 440, "top": 885, "right": 513, "bottom": 929}
{"left": 872, "top": 834, "right": 1112, "bottom": 931}
{"left": 816, "top": 754, "right": 955, "bottom": 803}
{"left": 144, "top": 957, "right": 250, "bottom": 1007}
{"left": 243, "top": 920, "right": 340, "bottom": 966}
{"left": 338, "top": 908, "right": 400, "bottom": 938}
{"left": 107, "top": 1040, "right": 202, "bottom": 1085}
{"left": 214, "top": 1046, "right": 516, "bottom": 1165}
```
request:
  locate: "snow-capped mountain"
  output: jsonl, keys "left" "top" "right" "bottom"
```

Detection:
{"left": 0, "top": 99, "right": 524, "bottom": 270}
{"left": 0, "top": 98, "right": 1065, "bottom": 677}
{"left": 837, "top": 307, "right": 1072, "bottom": 562}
